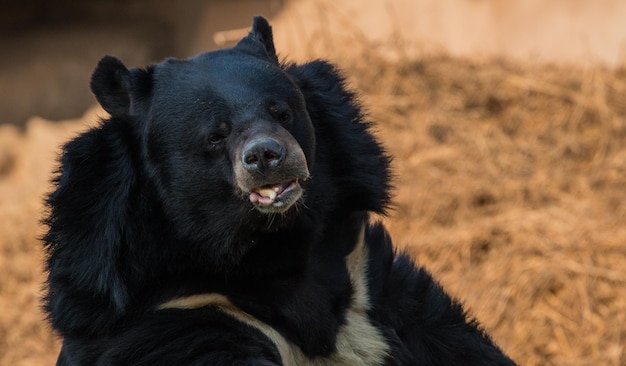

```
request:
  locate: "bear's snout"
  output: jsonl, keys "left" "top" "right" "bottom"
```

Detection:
{"left": 242, "top": 138, "right": 285, "bottom": 175}
{"left": 234, "top": 131, "right": 310, "bottom": 214}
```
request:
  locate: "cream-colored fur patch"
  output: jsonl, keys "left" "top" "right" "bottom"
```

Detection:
{"left": 159, "top": 225, "right": 389, "bottom": 365}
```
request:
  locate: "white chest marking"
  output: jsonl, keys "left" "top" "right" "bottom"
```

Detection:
{"left": 159, "top": 225, "right": 389, "bottom": 365}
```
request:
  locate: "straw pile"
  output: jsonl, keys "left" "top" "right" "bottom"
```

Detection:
{"left": 352, "top": 53, "right": 626, "bottom": 365}
{"left": 1, "top": 50, "right": 625, "bottom": 366}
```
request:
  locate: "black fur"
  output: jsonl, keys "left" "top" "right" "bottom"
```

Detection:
{"left": 43, "top": 16, "right": 516, "bottom": 365}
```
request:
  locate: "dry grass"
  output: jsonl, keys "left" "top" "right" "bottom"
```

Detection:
{"left": 0, "top": 114, "right": 97, "bottom": 365}
{"left": 1, "top": 40, "right": 626, "bottom": 366}
{"left": 347, "top": 53, "right": 626, "bottom": 365}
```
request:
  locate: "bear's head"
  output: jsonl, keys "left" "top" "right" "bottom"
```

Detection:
{"left": 90, "top": 17, "right": 317, "bottom": 239}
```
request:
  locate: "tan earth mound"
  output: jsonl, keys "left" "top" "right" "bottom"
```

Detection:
{"left": 1, "top": 48, "right": 625, "bottom": 366}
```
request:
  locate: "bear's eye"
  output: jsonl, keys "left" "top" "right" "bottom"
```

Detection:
{"left": 269, "top": 104, "right": 292, "bottom": 125}
{"left": 207, "top": 133, "right": 226, "bottom": 145}
{"left": 206, "top": 121, "right": 229, "bottom": 147}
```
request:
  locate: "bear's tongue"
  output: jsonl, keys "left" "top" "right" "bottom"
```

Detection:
{"left": 249, "top": 182, "right": 290, "bottom": 205}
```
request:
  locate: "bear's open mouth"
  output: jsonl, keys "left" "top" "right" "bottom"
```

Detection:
{"left": 249, "top": 179, "right": 302, "bottom": 211}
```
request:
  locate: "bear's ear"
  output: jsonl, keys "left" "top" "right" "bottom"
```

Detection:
{"left": 90, "top": 56, "right": 132, "bottom": 115}
{"left": 235, "top": 16, "right": 279, "bottom": 63}
{"left": 90, "top": 56, "right": 153, "bottom": 116}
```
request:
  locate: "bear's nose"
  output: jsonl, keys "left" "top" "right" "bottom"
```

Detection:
{"left": 242, "top": 138, "right": 285, "bottom": 174}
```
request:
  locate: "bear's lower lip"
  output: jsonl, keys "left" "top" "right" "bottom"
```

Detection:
{"left": 249, "top": 180, "right": 302, "bottom": 213}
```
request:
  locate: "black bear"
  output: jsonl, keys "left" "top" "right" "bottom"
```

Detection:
{"left": 43, "top": 16, "right": 516, "bottom": 365}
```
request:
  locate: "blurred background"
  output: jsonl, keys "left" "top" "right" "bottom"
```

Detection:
{"left": 1, "top": 0, "right": 625, "bottom": 365}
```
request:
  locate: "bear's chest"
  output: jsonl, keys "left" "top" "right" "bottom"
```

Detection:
{"left": 159, "top": 225, "right": 390, "bottom": 365}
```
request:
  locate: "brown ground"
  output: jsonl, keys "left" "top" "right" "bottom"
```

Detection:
{"left": 1, "top": 15, "right": 626, "bottom": 366}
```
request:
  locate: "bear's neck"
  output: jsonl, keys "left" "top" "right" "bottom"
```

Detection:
{"left": 147, "top": 210, "right": 368, "bottom": 302}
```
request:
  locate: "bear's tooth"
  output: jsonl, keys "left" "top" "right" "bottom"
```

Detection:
{"left": 256, "top": 188, "right": 277, "bottom": 200}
